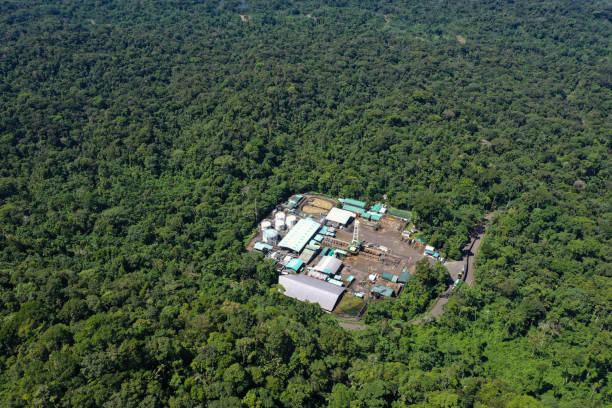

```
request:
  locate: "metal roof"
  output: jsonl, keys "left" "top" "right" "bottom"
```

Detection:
{"left": 278, "top": 218, "right": 321, "bottom": 253}
{"left": 370, "top": 203, "right": 383, "bottom": 213}
{"left": 371, "top": 285, "right": 394, "bottom": 297}
{"left": 298, "top": 248, "right": 317, "bottom": 263}
{"left": 398, "top": 269, "right": 411, "bottom": 283}
{"left": 286, "top": 258, "right": 304, "bottom": 271}
{"left": 254, "top": 242, "right": 273, "bottom": 251}
{"left": 367, "top": 211, "right": 382, "bottom": 221}
{"left": 341, "top": 198, "right": 366, "bottom": 208}
{"left": 315, "top": 256, "right": 343, "bottom": 275}
{"left": 342, "top": 204, "right": 365, "bottom": 215}
{"left": 278, "top": 274, "right": 345, "bottom": 311}
{"left": 382, "top": 272, "right": 397, "bottom": 282}
{"left": 325, "top": 207, "right": 355, "bottom": 225}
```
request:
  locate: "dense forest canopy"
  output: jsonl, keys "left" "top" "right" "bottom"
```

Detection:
{"left": 0, "top": 0, "right": 610, "bottom": 407}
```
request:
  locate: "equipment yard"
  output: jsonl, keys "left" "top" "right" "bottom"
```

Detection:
{"left": 247, "top": 193, "right": 446, "bottom": 315}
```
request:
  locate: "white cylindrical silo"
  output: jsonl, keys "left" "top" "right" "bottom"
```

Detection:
{"left": 275, "top": 211, "right": 286, "bottom": 221}
{"left": 263, "top": 228, "right": 279, "bottom": 244}
{"left": 286, "top": 215, "right": 297, "bottom": 228}
{"left": 275, "top": 219, "right": 285, "bottom": 231}
{"left": 261, "top": 220, "right": 272, "bottom": 230}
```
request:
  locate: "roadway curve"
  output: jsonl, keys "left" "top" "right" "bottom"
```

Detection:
{"left": 422, "top": 212, "right": 496, "bottom": 320}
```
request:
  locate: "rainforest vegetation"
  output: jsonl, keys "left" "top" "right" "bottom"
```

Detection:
{"left": 0, "top": 0, "right": 610, "bottom": 406}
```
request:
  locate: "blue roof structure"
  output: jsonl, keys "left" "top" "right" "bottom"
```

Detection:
{"left": 286, "top": 258, "right": 304, "bottom": 272}
{"left": 254, "top": 242, "right": 273, "bottom": 252}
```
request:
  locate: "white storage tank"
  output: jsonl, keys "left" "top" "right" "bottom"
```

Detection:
{"left": 263, "top": 228, "right": 279, "bottom": 244}
{"left": 286, "top": 215, "right": 297, "bottom": 228}
{"left": 275, "top": 219, "right": 286, "bottom": 231}
{"left": 275, "top": 211, "right": 286, "bottom": 221}
{"left": 261, "top": 220, "right": 272, "bottom": 231}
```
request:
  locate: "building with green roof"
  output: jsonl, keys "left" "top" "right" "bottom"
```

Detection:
{"left": 371, "top": 285, "right": 395, "bottom": 297}
{"left": 342, "top": 204, "right": 365, "bottom": 215}
{"left": 340, "top": 198, "right": 366, "bottom": 208}
{"left": 286, "top": 258, "right": 304, "bottom": 272}
{"left": 254, "top": 242, "right": 273, "bottom": 252}
{"left": 398, "top": 269, "right": 411, "bottom": 283}
{"left": 370, "top": 203, "right": 383, "bottom": 213}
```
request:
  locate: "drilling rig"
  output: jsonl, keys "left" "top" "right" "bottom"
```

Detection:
{"left": 348, "top": 220, "right": 362, "bottom": 254}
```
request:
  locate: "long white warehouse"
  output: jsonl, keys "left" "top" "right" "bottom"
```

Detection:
{"left": 278, "top": 274, "right": 345, "bottom": 311}
{"left": 278, "top": 218, "right": 321, "bottom": 253}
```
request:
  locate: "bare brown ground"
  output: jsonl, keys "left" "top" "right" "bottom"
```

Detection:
{"left": 302, "top": 205, "right": 328, "bottom": 214}
{"left": 456, "top": 35, "right": 466, "bottom": 44}
{"left": 311, "top": 198, "right": 333, "bottom": 210}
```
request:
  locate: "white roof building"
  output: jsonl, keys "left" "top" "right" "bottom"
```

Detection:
{"left": 314, "top": 256, "right": 343, "bottom": 275}
{"left": 278, "top": 218, "right": 322, "bottom": 253}
{"left": 278, "top": 274, "right": 345, "bottom": 311}
{"left": 325, "top": 207, "right": 355, "bottom": 225}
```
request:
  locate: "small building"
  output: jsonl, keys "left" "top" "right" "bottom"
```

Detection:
{"left": 371, "top": 285, "right": 394, "bottom": 297}
{"left": 370, "top": 203, "right": 383, "bottom": 213}
{"left": 342, "top": 204, "right": 365, "bottom": 215}
{"left": 327, "top": 279, "right": 344, "bottom": 287}
{"left": 305, "top": 243, "right": 320, "bottom": 252}
{"left": 315, "top": 256, "right": 343, "bottom": 275}
{"left": 285, "top": 258, "right": 304, "bottom": 272}
{"left": 254, "top": 242, "right": 273, "bottom": 253}
{"left": 367, "top": 212, "right": 382, "bottom": 221}
{"left": 298, "top": 248, "right": 317, "bottom": 264}
{"left": 278, "top": 274, "right": 345, "bottom": 311}
{"left": 340, "top": 198, "right": 367, "bottom": 208}
{"left": 325, "top": 207, "right": 356, "bottom": 226}
{"left": 398, "top": 269, "right": 411, "bottom": 284}
{"left": 381, "top": 272, "right": 398, "bottom": 283}
{"left": 286, "top": 194, "right": 304, "bottom": 209}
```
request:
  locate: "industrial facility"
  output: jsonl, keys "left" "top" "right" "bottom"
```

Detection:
{"left": 247, "top": 194, "right": 437, "bottom": 314}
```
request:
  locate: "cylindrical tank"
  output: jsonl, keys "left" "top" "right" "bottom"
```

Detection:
{"left": 275, "top": 211, "right": 286, "bottom": 221}
{"left": 286, "top": 215, "right": 297, "bottom": 228}
{"left": 263, "top": 228, "right": 279, "bottom": 244}
{"left": 261, "top": 220, "right": 272, "bottom": 230}
{"left": 275, "top": 219, "right": 285, "bottom": 231}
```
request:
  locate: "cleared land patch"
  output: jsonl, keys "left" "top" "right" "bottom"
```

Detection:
{"left": 334, "top": 293, "right": 366, "bottom": 317}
